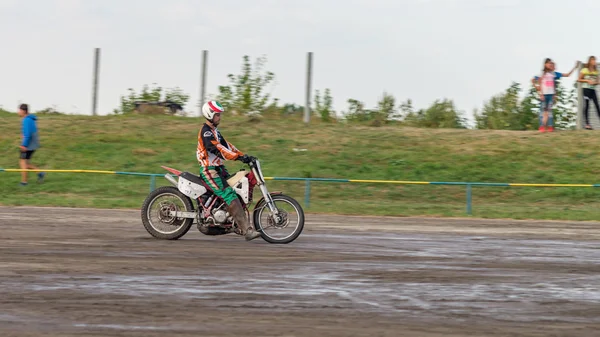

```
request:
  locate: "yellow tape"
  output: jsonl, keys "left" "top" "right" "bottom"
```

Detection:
{"left": 2, "top": 170, "right": 594, "bottom": 188}
{"left": 509, "top": 183, "right": 594, "bottom": 187}
{"left": 349, "top": 179, "right": 430, "bottom": 185}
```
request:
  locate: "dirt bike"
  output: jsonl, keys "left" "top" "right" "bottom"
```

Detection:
{"left": 140, "top": 156, "right": 305, "bottom": 244}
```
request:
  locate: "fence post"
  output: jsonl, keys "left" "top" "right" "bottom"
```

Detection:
{"left": 576, "top": 60, "right": 584, "bottom": 130}
{"left": 91, "top": 47, "right": 101, "bottom": 116}
{"left": 150, "top": 175, "right": 156, "bottom": 192}
{"left": 304, "top": 52, "right": 313, "bottom": 124}
{"left": 466, "top": 184, "right": 472, "bottom": 215}
{"left": 304, "top": 179, "right": 311, "bottom": 208}
{"left": 199, "top": 50, "right": 208, "bottom": 116}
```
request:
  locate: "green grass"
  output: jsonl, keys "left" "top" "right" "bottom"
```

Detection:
{"left": 2, "top": 110, "right": 600, "bottom": 221}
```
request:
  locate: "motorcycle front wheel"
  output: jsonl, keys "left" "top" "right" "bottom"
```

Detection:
{"left": 253, "top": 194, "right": 305, "bottom": 244}
{"left": 141, "top": 186, "right": 195, "bottom": 240}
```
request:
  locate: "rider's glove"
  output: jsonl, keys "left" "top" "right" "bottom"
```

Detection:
{"left": 238, "top": 154, "right": 252, "bottom": 164}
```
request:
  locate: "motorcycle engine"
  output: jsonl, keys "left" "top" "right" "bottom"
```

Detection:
{"left": 212, "top": 209, "right": 229, "bottom": 224}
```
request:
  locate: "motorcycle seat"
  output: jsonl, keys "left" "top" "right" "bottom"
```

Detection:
{"left": 180, "top": 172, "right": 207, "bottom": 187}
{"left": 227, "top": 170, "right": 248, "bottom": 187}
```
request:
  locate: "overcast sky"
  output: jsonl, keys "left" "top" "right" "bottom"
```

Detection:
{"left": 0, "top": 0, "right": 596, "bottom": 125}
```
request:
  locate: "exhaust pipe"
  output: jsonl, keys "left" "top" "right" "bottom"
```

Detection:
{"left": 164, "top": 174, "right": 178, "bottom": 187}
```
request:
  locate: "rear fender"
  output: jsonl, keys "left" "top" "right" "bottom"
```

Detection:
{"left": 161, "top": 166, "right": 182, "bottom": 176}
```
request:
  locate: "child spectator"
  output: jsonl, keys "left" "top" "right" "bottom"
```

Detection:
{"left": 535, "top": 59, "right": 579, "bottom": 132}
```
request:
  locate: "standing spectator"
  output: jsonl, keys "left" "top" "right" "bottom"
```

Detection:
{"left": 535, "top": 59, "right": 579, "bottom": 132}
{"left": 578, "top": 56, "right": 599, "bottom": 130}
{"left": 18, "top": 104, "right": 45, "bottom": 186}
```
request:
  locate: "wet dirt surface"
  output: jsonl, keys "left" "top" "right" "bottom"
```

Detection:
{"left": 1, "top": 206, "right": 600, "bottom": 336}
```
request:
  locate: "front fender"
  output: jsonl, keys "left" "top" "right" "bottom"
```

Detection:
{"left": 252, "top": 192, "right": 283, "bottom": 212}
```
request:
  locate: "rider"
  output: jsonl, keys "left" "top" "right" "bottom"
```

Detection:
{"left": 197, "top": 100, "right": 262, "bottom": 241}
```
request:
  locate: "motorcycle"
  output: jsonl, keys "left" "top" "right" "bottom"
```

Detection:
{"left": 140, "top": 156, "right": 305, "bottom": 244}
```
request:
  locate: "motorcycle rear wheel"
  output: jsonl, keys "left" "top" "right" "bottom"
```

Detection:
{"left": 141, "top": 186, "right": 195, "bottom": 240}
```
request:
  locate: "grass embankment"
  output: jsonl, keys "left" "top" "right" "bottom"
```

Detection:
{"left": 1, "top": 110, "right": 600, "bottom": 220}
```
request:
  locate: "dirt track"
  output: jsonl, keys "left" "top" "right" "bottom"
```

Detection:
{"left": 1, "top": 206, "right": 600, "bottom": 337}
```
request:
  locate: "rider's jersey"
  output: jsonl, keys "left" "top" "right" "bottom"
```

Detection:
{"left": 197, "top": 123, "right": 243, "bottom": 167}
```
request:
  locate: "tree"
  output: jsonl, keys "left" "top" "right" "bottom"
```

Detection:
{"left": 215, "top": 55, "right": 277, "bottom": 115}
{"left": 518, "top": 82, "right": 542, "bottom": 130}
{"left": 282, "top": 103, "right": 304, "bottom": 115}
{"left": 474, "top": 82, "right": 523, "bottom": 130}
{"left": 552, "top": 79, "right": 578, "bottom": 130}
{"left": 473, "top": 81, "right": 570, "bottom": 131}
{"left": 398, "top": 99, "right": 414, "bottom": 121}
{"left": 115, "top": 83, "right": 189, "bottom": 114}
{"left": 343, "top": 98, "right": 372, "bottom": 122}
{"left": 342, "top": 92, "right": 401, "bottom": 126}
{"left": 314, "top": 88, "right": 334, "bottom": 122}
{"left": 474, "top": 79, "right": 578, "bottom": 131}
{"left": 165, "top": 87, "right": 190, "bottom": 108}
{"left": 374, "top": 92, "right": 398, "bottom": 125}
{"left": 405, "top": 98, "right": 467, "bottom": 129}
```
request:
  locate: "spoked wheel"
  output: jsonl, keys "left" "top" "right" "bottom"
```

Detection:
{"left": 253, "top": 194, "right": 305, "bottom": 244}
{"left": 141, "top": 186, "right": 194, "bottom": 240}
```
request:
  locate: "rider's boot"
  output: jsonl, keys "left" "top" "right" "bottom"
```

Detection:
{"left": 228, "top": 199, "right": 262, "bottom": 241}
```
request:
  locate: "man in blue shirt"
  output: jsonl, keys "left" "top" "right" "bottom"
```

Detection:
{"left": 18, "top": 104, "right": 45, "bottom": 186}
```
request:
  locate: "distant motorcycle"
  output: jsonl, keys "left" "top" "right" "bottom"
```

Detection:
{"left": 140, "top": 157, "right": 304, "bottom": 244}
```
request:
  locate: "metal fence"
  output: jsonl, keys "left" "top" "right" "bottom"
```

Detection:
{"left": 2, "top": 168, "right": 599, "bottom": 215}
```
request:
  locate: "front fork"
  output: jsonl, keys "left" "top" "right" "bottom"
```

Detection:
{"left": 258, "top": 182, "right": 280, "bottom": 216}
{"left": 252, "top": 164, "right": 281, "bottom": 223}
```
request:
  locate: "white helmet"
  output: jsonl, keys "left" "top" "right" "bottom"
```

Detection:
{"left": 202, "top": 100, "right": 225, "bottom": 121}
